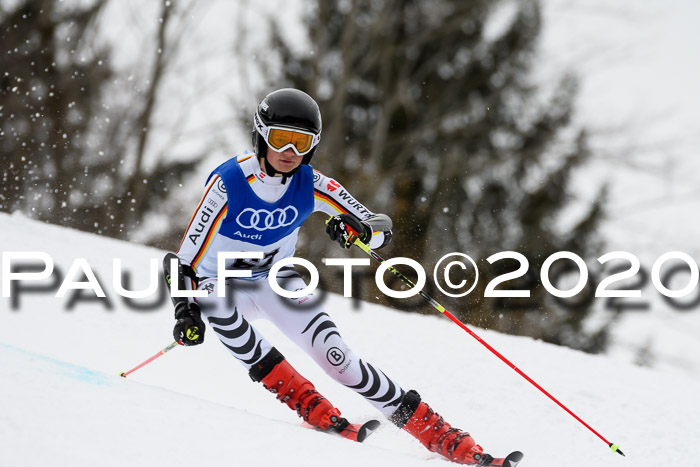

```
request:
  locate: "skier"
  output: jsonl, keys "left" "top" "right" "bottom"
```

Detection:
{"left": 165, "top": 88, "right": 518, "bottom": 466}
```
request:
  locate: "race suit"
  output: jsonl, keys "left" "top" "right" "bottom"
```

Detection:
{"left": 175, "top": 153, "right": 404, "bottom": 416}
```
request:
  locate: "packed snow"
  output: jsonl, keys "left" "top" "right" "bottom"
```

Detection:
{"left": 2, "top": 211, "right": 699, "bottom": 467}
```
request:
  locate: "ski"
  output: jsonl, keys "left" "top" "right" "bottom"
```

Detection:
{"left": 483, "top": 450, "right": 524, "bottom": 467}
{"left": 303, "top": 418, "right": 381, "bottom": 443}
{"left": 334, "top": 419, "right": 381, "bottom": 443}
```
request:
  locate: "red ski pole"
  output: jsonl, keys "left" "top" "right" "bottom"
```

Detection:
{"left": 351, "top": 235, "right": 625, "bottom": 456}
{"left": 119, "top": 340, "right": 182, "bottom": 378}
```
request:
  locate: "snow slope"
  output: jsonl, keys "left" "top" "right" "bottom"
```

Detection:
{"left": 2, "top": 211, "right": 699, "bottom": 467}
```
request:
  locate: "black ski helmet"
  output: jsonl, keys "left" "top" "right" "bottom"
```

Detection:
{"left": 252, "top": 88, "right": 322, "bottom": 177}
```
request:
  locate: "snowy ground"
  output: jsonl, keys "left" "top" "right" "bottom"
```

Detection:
{"left": 2, "top": 212, "right": 700, "bottom": 467}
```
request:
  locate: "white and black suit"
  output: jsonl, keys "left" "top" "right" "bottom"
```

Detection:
{"left": 176, "top": 153, "right": 405, "bottom": 417}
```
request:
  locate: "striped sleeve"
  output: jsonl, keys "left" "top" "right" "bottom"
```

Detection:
{"left": 313, "top": 169, "right": 373, "bottom": 218}
{"left": 176, "top": 174, "right": 228, "bottom": 272}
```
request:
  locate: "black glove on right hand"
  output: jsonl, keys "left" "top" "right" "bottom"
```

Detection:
{"left": 173, "top": 302, "right": 206, "bottom": 346}
{"left": 325, "top": 214, "right": 372, "bottom": 249}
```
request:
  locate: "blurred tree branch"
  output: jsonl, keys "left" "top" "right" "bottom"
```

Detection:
{"left": 0, "top": 0, "right": 216, "bottom": 243}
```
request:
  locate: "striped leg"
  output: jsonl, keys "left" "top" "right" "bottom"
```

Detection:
{"left": 196, "top": 278, "right": 272, "bottom": 369}
{"left": 206, "top": 307, "right": 271, "bottom": 368}
{"left": 255, "top": 274, "right": 406, "bottom": 418}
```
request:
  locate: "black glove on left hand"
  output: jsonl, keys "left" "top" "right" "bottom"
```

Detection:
{"left": 173, "top": 302, "right": 206, "bottom": 346}
{"left": 326, "top": 214, "right": 372, "bottom": 249}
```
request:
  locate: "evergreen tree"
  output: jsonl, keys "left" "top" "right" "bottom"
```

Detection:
{"left": 0, "top": 0, "right": 111, "bottom": 227}
{"left": 0, "top": 0, "right": 198, "bottom": 240}
{"left": 254, "top": 0, "right": 609, "bottom": 352}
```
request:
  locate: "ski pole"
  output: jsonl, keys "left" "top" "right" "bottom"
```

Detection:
{"left": 348, "top": 232, "right": 625, "bottom": 456}
{"left": 119, "top": 340, "right": 182, "bottom": 378}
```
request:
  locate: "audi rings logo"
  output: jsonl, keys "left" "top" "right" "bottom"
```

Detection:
{"left": 236, "top": 206, "right": 299, "bottom": 231}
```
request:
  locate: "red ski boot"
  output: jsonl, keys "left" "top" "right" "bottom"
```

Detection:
{"left": 249, "top": 348, "right": 344, "bottom": 430}
{"left": 391, "top": 390, "right": 504, "bottom": 466}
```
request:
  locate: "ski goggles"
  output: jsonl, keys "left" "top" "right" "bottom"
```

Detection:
{"left": 255, "top": 112, "right": 321, "bottom": 156}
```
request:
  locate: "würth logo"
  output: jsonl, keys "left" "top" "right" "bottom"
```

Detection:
{"left": 327, "top": 180, "right": 340, "bottom": 192}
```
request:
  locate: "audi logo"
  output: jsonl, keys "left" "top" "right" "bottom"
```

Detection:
{"left": 236, "top": 206, "right": 299, "bottom": 231}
